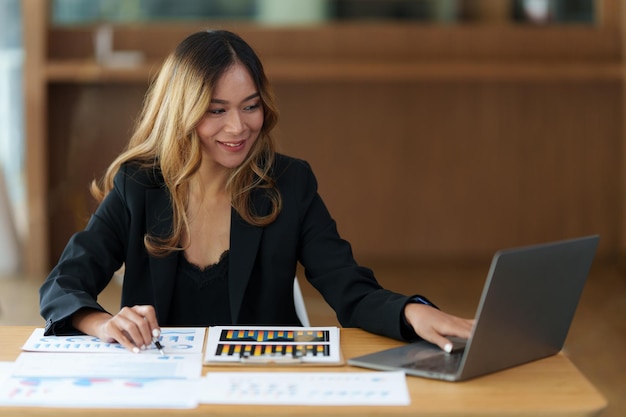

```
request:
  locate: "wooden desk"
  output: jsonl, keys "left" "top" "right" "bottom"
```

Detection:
{"left": 0, "top": 326, "right": 606, "bottom": 417}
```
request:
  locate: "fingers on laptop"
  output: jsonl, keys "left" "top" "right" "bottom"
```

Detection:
{"left": 404, "top": 303, "right": 474, "bottom": 352}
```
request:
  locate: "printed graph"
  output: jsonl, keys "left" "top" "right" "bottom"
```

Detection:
{"left": 204, "top": 326, "right": 341, "bottom": 365}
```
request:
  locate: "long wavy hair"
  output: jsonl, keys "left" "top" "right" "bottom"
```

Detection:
{"left": 91, "top": 30, "right": 281, "bottom": 257}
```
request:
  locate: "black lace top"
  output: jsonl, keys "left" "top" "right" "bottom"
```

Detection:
{"left": 168, "top": 250, "right": 231, "bottom": 326}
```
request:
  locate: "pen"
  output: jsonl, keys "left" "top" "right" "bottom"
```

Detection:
{"left": 153, "top": 338, "right": 165, "bottom": 356}
{"left": 152, "top": 328, "right": 165, "bottom": 356}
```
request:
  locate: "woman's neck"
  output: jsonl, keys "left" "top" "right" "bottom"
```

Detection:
{"left": 193, "top": 161, "right": 231, "bottom": 200}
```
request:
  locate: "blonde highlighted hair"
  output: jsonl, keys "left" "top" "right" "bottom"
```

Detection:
{"left": 91, "top": 30, "right": 281, "bottom": 256}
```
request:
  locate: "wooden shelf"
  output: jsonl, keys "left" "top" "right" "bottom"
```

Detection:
{"left": 45, "top": 60, "right": 157, "bottom": 83}
{"left": 46, "top": 59, "right": 624, "bottom": 83}
{"left": 263, "top": 60, "right": 624, "bottom": 82}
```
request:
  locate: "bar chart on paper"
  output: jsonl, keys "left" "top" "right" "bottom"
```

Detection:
{"left": 204, "top": 326, "right": 342, "bottom": 365}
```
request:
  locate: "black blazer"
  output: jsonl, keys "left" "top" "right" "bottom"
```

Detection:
{"left": 40, "top": 154, "right": 416, "bottom": 340}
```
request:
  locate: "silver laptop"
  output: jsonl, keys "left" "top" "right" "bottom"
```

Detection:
{"left": 348, "top": 235, "right": 599, "bottom": 381}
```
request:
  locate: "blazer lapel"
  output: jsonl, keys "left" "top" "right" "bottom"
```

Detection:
{"left": 145, "top": 187, "right": 178, "bottom": 325}
{"left": 228, "top": 189, "right": 270, "bottom": 323}
{"left": 143, "top": 183, "right": 271, "bottom": 325}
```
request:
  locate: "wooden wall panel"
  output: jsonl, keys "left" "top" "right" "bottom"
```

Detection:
{"left": 42, "top": 81, "right": 622, "bottom": 267}
{"left": 27, "top": 2, "right": 624, "bottom": 270}
{"left": 47, "top": 84, "right": 147, "bottom": 264}
{"left": 275, "top": 81, "right": 622, "bottom": 262}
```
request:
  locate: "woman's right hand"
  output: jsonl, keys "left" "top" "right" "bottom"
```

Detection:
{"left": 72, "top": 305, "right": 161, "bottom": 353}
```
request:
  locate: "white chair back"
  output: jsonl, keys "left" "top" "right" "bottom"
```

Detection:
{"left": 293, "top": 277, "right": 310, "bottom": 327}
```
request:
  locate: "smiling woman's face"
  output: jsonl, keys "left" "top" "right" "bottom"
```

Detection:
{"left": 195, "top": 62, "right": 264, "bottom": 172}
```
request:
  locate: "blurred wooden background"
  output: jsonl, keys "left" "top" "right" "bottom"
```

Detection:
{"left": 21, "top": 0, "right": 626, "bottom": 274}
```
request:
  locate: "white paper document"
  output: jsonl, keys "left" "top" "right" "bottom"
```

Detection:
{"left": 0, "top": 362, "right": 14, "bottom": 384}
{"left": 1, "top": 329, "right": 205, "bottom": 409}
{"left": 13, "top": 352, "right": 203, "bottom": 379}
{"left": 22, "top": 327, "right": 206, "bottom": 354}
{"left": 199, "top": 371, "right": 410, "bottom": 406}
{"left": 0, "top": 342, "right": 202, "bottom": 408}
{"left": 0, "top": 376, "right": 199, "bottom": 408}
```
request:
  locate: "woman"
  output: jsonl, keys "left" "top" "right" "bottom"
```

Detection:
{"left": 40, "top": 30, "right": 472, "bottom": 354}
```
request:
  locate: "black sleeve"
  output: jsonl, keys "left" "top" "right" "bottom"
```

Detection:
{"left": 39, "top": 166, "right": 132, "bottom": 335}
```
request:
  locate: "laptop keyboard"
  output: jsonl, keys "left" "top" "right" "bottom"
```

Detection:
{"left": 403, "top": 352, "right": 463, "bottom": 374}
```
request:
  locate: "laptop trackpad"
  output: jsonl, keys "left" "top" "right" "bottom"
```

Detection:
{"left": 409, "top": 337, "right": 466, "bottom": 358}
{"left": 398, "top": 338, "right": 466, "bottom": 375}
{"left": 355, "top": 338, "right": 466, "bottom": 366}
{"left": 445, "top": 337, "right": 467, "bottom": 354}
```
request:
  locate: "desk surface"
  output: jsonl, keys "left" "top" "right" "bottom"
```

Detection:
{"left": 0, "top": 326, "right": 606, "bottom": 417}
